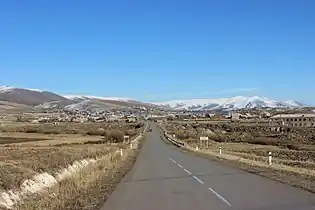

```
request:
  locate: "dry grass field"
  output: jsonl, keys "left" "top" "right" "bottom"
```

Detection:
{"left": 0, "top": 120, "right": 145, "bottom": 210}
{"left": 162, "top": 121, "right": 315, "bottom": 192}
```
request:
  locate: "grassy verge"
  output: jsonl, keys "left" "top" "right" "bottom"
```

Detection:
{"left": 0, "top": 145, "right": 120, "bottom": 190}
{"left": 16, "top": 143, "right": 141, "bottom": 210}
{"left": 0, "top": 122, "right": 145, "bottom": 209}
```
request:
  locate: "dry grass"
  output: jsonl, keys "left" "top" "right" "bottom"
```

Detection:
{"left": 0, "top": 122, "right": 144, "bottom": 137}
{"left": 0, "top": 145, "right": 120, "bottom": 190}
{"left": 0, "top": 122, "right": 143, "bottom": 190}
{"left": 0, "top": 122, "right": 144, "bottom": 146}
{"left": 192, "top": 148, "right": 315, "bottom": 177}
{"left": 0, "top": 136, "right": 53, "bottom": 144}
{"left": 0, "top": 120, "right": 145, "bottom": 209}
{"left": 0, "top": 134, "right": 102, "bottom": 147}
{"left": 16, "top": 147, "right": 139, "bottom": 210}
{"left": 182, "top": 137, "right": 315, "bottom": 178}
{"left": 164, "top": 121, "right": 315, "bottom": 145}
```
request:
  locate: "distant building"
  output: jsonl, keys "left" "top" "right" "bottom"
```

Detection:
{"left": 230, "top": 112, "right": 240, "bottom": 122}
{"left": 270, "top": 114, "right": 315, "bottom": 127}
{"left": 126, "top": 116, "right": 137, "bottom": 123}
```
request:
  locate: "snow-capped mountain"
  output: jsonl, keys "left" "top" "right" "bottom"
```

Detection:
{"left": 154, "top": 96, "right": 306, "bottom": 111}
{"left": 0, "top": 85, "right": 307, "bottom": 111}
{"left": 64, "top": 95, "right": 132, "bottom": 102}
{"left": 0, "top": 85, "right": 43, "bottom": 93}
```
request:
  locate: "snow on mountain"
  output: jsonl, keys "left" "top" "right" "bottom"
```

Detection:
{"left": 282, "top": 100, "right": 304, "bottom": 107}
{"left": 1, "top": 85, "right": 307, "bottom": 111}
{"left": 154, "top": 96, "right": 305, "bottom": 111}
{"left": 0, "top": 85, "right": 43, "bottom": 93}
{"left": 64, "top": 95, "right": 132, "bottom": 102}
{"left": 0, "top": 86, "right": 14, "bottom": 93}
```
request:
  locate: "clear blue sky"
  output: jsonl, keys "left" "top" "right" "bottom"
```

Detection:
{"left": 1, "top": 0, "right": 314, "bottom": 103}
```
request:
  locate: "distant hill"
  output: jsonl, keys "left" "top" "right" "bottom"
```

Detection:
{"left": 0, "top": 86, "right": 71, "bottom": 106}
{"left": 63, "top": 95, "right": 157, "bottom": 111}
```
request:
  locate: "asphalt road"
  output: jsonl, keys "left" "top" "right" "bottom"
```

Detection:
{"left": 101, "top": 124, "right": 315, "bottom": 210}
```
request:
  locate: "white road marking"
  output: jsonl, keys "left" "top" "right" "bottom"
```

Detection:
{"left": 169, "top": 157, "right": 177, "bottom": 164}
{"left": 184, "top": 168, "right": 192, "bottom": 175}
{"left": 168, "top": 156, "right": 232, "bottom": 207}
{"left": 177, "top": 163, "right": 183, "bottom": 168}
{"left": 192, "top": 175, "right": 204, "bottom": 184}
{"left": 208, "top": 188, "right": 232, "bottom": 207}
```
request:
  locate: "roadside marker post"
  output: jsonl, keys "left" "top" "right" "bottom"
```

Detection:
{"left": 196, "top": 146, "right": 199, "bottom": 151}
{"left": 120, "top": 149, "right": 123, "bottom": 156}
{"left": 219, "top": 146, "right": 222, "bottom": 155}
{"left": 268, "top": 151, "right": 272, "bottom": 165}
{"left": 124, "top": 135, "right": 130, "bottom": 143}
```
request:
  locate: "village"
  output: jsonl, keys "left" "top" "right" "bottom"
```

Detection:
{"left": 1, "top": 104, "right": 314, "bottom": 130}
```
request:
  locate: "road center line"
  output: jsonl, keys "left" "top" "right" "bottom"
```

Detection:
{"left": 177, "top": 163, "right": 183, "bottom": 168}
{"left": 168, "top": 156, "right": 231, "bottom": 207}
{"left": 192, "top": 175, "right": 204, "bottom": 184}
{"left": 169, "top": 157, "right": 177, "bottom": 164}
{"left": 184, "top": 168, "right": 192, "bottom": 175}
{"left": 208, "top": 188, "right": 232, "bottom": 207}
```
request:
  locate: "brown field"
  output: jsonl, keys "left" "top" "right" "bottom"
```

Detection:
{"left": 0, "top": 120, "right": 145, "bottom": 210}
{"left": 162, "top": 121, "right": 315, "bottom": 192}
{"left": 0, "top": 122, "right": 143, "bottom": 136}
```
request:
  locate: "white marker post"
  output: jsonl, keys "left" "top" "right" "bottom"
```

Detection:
{"left": 196, "top": 146, "right": 199, "bottom": 151}
{"left": 268, "top": 151, "right": 272, "bottom": 165}
{"left": 130, "top": 143, "right": 133, "bottom": 149}
{"left": 120, "top": 149, "right": 123, "bottom": 156}
{"left": 219, "top": 146, "right": 222, "bottom": 155}
{"left": 124, "top": 135, "right": 130, "bottom": 143}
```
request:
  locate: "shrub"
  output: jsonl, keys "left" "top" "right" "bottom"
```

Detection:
{"left": 42, "top": 130, "right": 61, "bottom": 134}
{"left": 286, "top": 144, "right": 300, "bottom": 150}
{"left": 176, "top": 130, "right": 189, "bottom": 139}
{"left": 239, "top": 133, "right": 255, "bottom": 142}
{"left": 248, "top": 138, "right": 279, "bottom": 146}
{"left": 250, "top": 131, "right": 261, "bottom": 138}
{"left": 124, "top": 129, "right": 138, "bottom": 137}
{"left": 86, "top": 128, "right": 105, "bottom": 136}
{"left": 135, "top": 123, "right": 142, "bottom": 129}
{"left": 107, "top": 130, "right": 124, "bottom": 143}
{"left": 24, "top": 127, "right": 39, "bottom": 133}
{"left": 212, "top": 134, "right": 226, "bottom": 142}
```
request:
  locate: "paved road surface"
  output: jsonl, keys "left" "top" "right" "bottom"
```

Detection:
{"left": 101, "top": 124, "right": 315, "bottom": 210}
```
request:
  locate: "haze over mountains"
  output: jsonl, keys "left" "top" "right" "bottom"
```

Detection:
{"left": 0, "top": 85, "right": 307, "bottom": 111}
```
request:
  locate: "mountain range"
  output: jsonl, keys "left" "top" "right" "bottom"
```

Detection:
{"left": 154, "top": 96, "right": 305, "bottom": 111}
{"left": 0, "top": 85, "right": 308, "bottom": 111}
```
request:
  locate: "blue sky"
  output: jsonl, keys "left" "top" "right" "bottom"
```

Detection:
{"left": 1, "top": 0, "right": 314, "bottom": 103}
